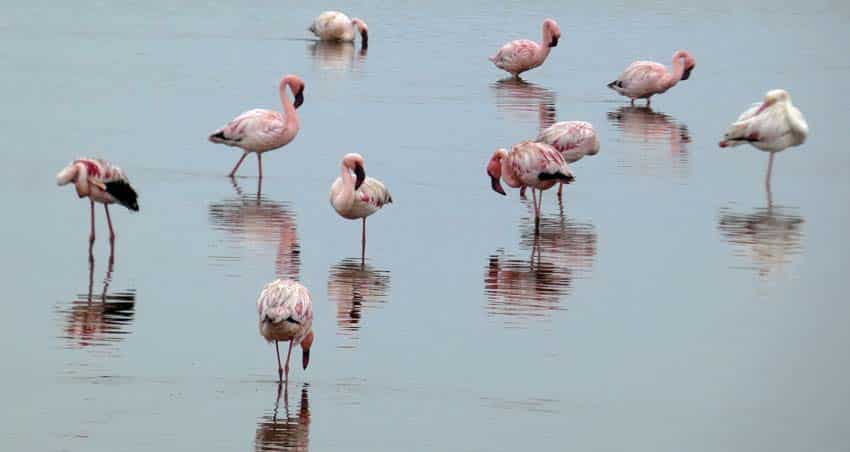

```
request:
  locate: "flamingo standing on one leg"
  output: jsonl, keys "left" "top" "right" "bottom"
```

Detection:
{"left": 209, "top": 74, "right": 305, "bottom": 179}
{"left": 520, "top": 120, "right": 599, "bottom": 199}
{"left": 56, "top": 158, "right": 139, "bottom": 257}
{"left": 607, "top": 50, "right": 696, "bottom": 106}
{"left": 330, "top": 153, "right": 393, "bottom": 264}
{"left": 257, "top": 279, "right": 315, "bottom": 383}
{"left": 486, "top": 141, "right": 575, "bottom": 231}
{"left": 490, "top": 19, "right": 561, "bottom": 78}
{"left": 309, "top": 11, "right": 369, "bottom": 48}
{"left": 719, "top": 89, "right": 808, "bottom": 191}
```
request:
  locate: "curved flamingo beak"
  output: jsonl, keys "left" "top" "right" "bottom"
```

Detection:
{"left": 681, "top": 65, "right": 694, "bottom": 81}
{"left": 549, "top": 35, "right": 559, "bottom": 47}
{"left": 360, "top": 29, "right": 369, "bottom": 48}
{"left": 354, "top": 164, "right": 366, "bottom": 190}
{"left": 302, "top": 349, "right": 310, "bottom": 370}
{"left": 488, "top": 171, "right": 506, "bottom": 195}
{"left": 294, "top": 87, "right": 305, "bottom": 109}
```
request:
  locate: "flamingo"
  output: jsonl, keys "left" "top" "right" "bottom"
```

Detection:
{"left": 719, "top": 89, "right": 808, "bottom": 189}
{"left": 330, "top": 153, "right": 393, "bottom": 263}
{"left": 607, "top": 50, "right": 696, "bottom": 105}
{"left": 209, "top": 74, "right": 305, "bottom": 179}
{"left": 257, "top": 279, "right": 314, "bottom": 383}
{"left": 520, "top": 121, "right": 599, "bottom": 199}
{"left": 490, "top": 19, "right": 561, "bottom": 78}
{"left": 56, "top": 158, "right": 139, "bottom": 254}
{"left": 486, "top": 141, "right": 575, "bottom": 230}
{"left": 309, "top": 11, "right": 369, "bottom": 47}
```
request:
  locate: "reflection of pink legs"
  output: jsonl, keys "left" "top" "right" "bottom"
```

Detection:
{"left": 531, "top": 189, "right": 542, "bottom": 233}
{"left": 258, "top": 154, "right": 264, "bottom": 179}
{"left": 229, "top": 152, "right": 248, "bottom": 177}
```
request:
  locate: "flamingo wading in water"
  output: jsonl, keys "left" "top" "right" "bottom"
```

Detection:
{"left": 309, "top": 11, "right": 369, "bottom": 47}
{"left": 330, "top": 153, "right": 393, "bottom": 263}
{"left": 487, "top": 141, "right": 575, "bottom": 231}
{"left": 56, "top": 158, "right": 139, "bottom": 251}
{"left": 257, "top": 279, "right": 314, "bottom": 383}
{"left": 719, "top": 89, "right": 808, "bottom": 189}
{"left": 490, "top": 19, "right": 561, "bottom": 78}
{"left": 607, "top": 50, "right": 696, "bottom": 105}
{"left": 520, "top": 121, "right": 599, "bottom": 199}
{"left": 209, "top": 75, "right": 305, "bottom": 179}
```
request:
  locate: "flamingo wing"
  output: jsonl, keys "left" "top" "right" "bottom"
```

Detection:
{"left": 257, "top": 280, "right": 313, "bottom": 326}
{"left": 491, "top": 40, "right": 539, "bottom": 71}
{"left": 210, "top": 109, "right": 286, "bottom": 146}
{"left": 358, "top": 177, "right": 393, "bottom": 208}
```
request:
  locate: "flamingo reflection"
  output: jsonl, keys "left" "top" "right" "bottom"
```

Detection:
{"left": 208, "top": 178, "right": 300, "bottom": 280}
{"left": 607, "top": 105, "right": 690, "bottom": 177}
{"left": 491, "top": 78, "right": 557, "bottom": 132}
{"left": 307, "top": 41, "right": 367, "bottom": 74}
{"left": 327, "top": 258, "right": 391, "bottom": 347}
{"left": 484, "top": 211, "right": 597, "bottom": 324}
{"left": 58, "top": 253, "right": 135, "bottom": 349}
{"left": 255, "top": 383, "right": 310, "bottom": 452}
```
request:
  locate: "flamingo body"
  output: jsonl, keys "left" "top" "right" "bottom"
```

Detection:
{"left": 537, "top": 121, "right": 600, "bottom": 163}
{"left": 309, "top": 11, "right": 369, "bottom": 46}
{"left": 490, "top": 19, "right": 561, "bottom": 77}
{"left": 56, "top": 158, "right": 139, "bottom": 211}
{"left": 719, "top": 89, "right": 808, "bottom": 152}
{"left": 608, "top": 50, "right": 696, "bottom": 104}
{"left": 257, "top": 279, "right": 314, "bottom": 382}
{"left": 330, "top": 153, "right": 392, "bottom": 260}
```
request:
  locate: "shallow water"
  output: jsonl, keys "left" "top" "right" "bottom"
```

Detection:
{"left": 2, "top": 1, "right": 850, "bottom": 450}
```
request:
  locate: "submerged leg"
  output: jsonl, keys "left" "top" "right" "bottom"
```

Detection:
{"left": 229, "top": 152, "right": 249, "bottom": 177}
{"left": 531, "top": 189, "right": 540, "bottom": 234}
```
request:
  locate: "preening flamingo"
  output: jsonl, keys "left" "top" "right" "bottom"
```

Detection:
{"left": 490, "top": 19, "right": 561, "bottom": 78}
{"left": 257, "top": 279, "right": 314, "bottom": 383}
{"left": 56, "top": 158, "right": 139, "bottom": 253}
{"left": 209, "top": 75, "right": 305, "bottom": 179}
{"left": 330, "top": 153, "right": 393, "bottom": 263}
{"left": 607, "top": 50, "right": 696, "bottom": 105}
{"left": 719, "top": 89, "right": 808, "bottom": 188}
{"left": 520, "top": 121, "right": 598, "bottom": 199}
{"left": 309, "top": 11, "right": 369, "bottom": 47}
{"left": 487, "top": 141, "right": 575, "bottom": 230}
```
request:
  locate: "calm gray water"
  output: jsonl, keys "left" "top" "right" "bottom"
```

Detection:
{"left": 2, "top": 1, "right": 849, "bottom": 450}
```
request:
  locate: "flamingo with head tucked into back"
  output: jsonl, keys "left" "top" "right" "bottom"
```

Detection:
{"left": 257, "top": 279, "right": 314, "bottom": 383}
{"left": 487, "top": 141, "right": 575, "bottom": 231}
{"left": 209, "top": 75, "right": 305, "bottom": 179}
{"left": 719, "top": 89, "right": 808, "bottom": 189}
{"left": 490, "top": 19, "right": 561, "bottom": 78}
{"left": 330, "top": 153, "right": 393, "bottom": 263}
{"left": 607, "top": 50, "right": 696, "bottom": 105}
{"left": 309, "top": 11, "right": 369, "bottom": 47}
{"left": 56, "top": 158, "right": 139, "bottom": 253}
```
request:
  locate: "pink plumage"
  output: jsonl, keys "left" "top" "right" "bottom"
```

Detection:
{"left": 257, "top": 279, "right": 315, "bottom": 382}
{"left": 490, "top": 19, "right": 561, "bottom": 78}
{"left": 608, "top": 50, "right": 696, "bottom": 105}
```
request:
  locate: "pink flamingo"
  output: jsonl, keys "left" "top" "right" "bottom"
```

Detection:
{"left": 257, "top": 279, "right": 315, "bottom": 383}
{"left": 330, "top": 153, "right": 393, "bottom": 263}
{"left": 719, "top": 89, "right": 808, "bottom": 189}
{"left": 607, "top": 50, "right": 696, "bottom": 105}
{"left": 56, "top": 158, "right": 139, "bottom": 253}
{"left": 209, "top": 75, "right": 305, "bottom": 179}
{"left": 487, "top": 141, "right": 575, "bottom": 230}
{"left": 490, "top": 19, "right": 561, "bottom": 78}
{"left": 520, "top": 121, "right": 599, "bottom": 199}
{"left": 309, "top": 11, "right": 369, "bottom": 47}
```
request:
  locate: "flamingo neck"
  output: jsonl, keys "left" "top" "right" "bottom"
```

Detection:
{"left": 280, "top": 81, "right": 299, "bottom": 130}
{"left": 664, "top": 56, "right": 686, "bottom": 89}
{"left": 501, "top": 157, "right": 521, "bottom": 188}
{"left": 536, "top": 29, "right": 553, "bottom": 63}
{"left": 336, "top": 163, "right": 356, "bottom": 209}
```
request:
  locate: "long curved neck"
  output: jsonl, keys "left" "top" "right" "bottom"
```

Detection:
{"left": 664, "top": 56, "right": 685, "bottom": 89}
{"left": 280, "top": 81, "right": 299, "bottom": 129}
{"left": 336, "top": 163, "right": 356, "bottom": 209}
{"left": 536, "top": 28, "right": 553, "bottom": 62}
{"left": 501, "top": 156, "right": 521, "bottom": 187}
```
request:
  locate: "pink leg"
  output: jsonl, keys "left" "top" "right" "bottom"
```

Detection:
{"left": 257, "top": 153, "right": 263, "bottom": 180}
{"left": 361, "top": 218, "right": 367, "bottom": 265}
{"left": 275, "top": 340, "right": 283, "bottom": 382}
{"left": 630, "top": 99, "right": 635, "bottom": 106}
{"left": 88, "top": 200, "right": 96, "bottom": 261}
{"left": 229, "top": 152, "right": 248, "bottom": 177}
{"left": 766, "top": 153, "right": 775, "bottom": 207}
{"left": 531, "top": 189, "right": 540, "bottom": 233}
{"left": 284, "top": 339, "right": 294, "bottom": 382}
{"left": 557, "top": 182, "right": 563, "bottom": 198}
{"left": 104, "top": 204, "right": 116, "bottom": 244}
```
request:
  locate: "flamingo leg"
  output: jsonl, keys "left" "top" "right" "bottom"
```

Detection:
{"left": 537, "top": 189, "right": 544, "bottom": 228}
{"left": 104, "top": 204, "right": 116, "bottom": 244}
{"left": 257, "top": 153, "right": 263, "bottom": 180}
{"left": 89, "top": 200, "right": 96, "bottom": 244}
{"left": 630, "top": 99, "right": 635, "bottom": 106}
{"left": 558, "top": 182, "right": 563, "bottom": 198}
{"left": 531, "top": 189, "right": 541, "bottom": 233}
{"left": 275, "top": 340, "right": 283, "bottom": 382}
{"left": 284, "top": 339, "right": 294, "bottom": 382}
{"left": 229, "top": 152, "right": 248, "bottom": 177}
{"left": 361, "top": 218, "right": 367, "bottom": 265}
{"left": 766, "top": 153, "right": 775, "bottom": 207}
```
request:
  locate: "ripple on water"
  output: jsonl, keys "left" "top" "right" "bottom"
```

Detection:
{"left": 255, "top": 384, "right": 311, "bottom": 452}
{"left": 718, "top": 203, "right": 805, "bottom": 279}
{"left": 606, "top": 105, "right": 690, "bottom": 180}
{"left": 327, "top": 258, "right": 391, "bottom": 348}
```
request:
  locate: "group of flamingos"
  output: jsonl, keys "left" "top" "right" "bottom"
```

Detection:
{"left": 55, "top": 12, "right": 809, "bottom": 382}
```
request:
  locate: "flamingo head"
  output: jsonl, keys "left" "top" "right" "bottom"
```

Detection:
{"left": 543, "top": 19, "right": 561, "bottom": 47}
{"left": 283, "top": 75, "right": 306, "bottom": 109}
{"left": 674, "top": 50, "right": 696, "bottom": 81}
{"left": 352, "top": 18, "right": 369, "bottom": 48}
{"left": 343, "top": 153, "right": 367, "bottom": 190}
{"left": 487, "top": 149, "right": 508, "bottom": 195}
{"left": 755, "top": 89, "right": 790, "bottom": 115}
{"left": 300, "top": 330, "right": 314, "bottom": 370}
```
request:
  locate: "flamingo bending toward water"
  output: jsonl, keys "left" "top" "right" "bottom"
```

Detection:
{"left": 719, "top": 89, "right": 808, "bottom": 188}
{"left": 209, "top": 75, "right": 305, "bottom": 179}
{"left": 520, "top": 121, "right": 599, "bottom": 199}
{"left": 490, "top": 19, "right": 561, "bottom": 78}
{"left": 487, "top": 141, "right": 575, "bottom": 230}
{"left": 607, "top": 50, "right": 696, "bottom": 105}
{"left": 330, "top": 153, "right": 393, "bottom": 263}
{"left": 56, "top": 158, "right": 139, "bottom": 252}
{"left": 309, "top": 11, "right": 369, "bottom": 47}
{"left": 257, "top": 279, "right": 314, "bottom": 383}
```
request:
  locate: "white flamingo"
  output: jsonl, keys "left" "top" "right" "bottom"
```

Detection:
{"left": 309, "top": 11, "right": 369, "bottom": 47}
{"left": 257, "top": 279, "right": 314, "bottom": 383}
